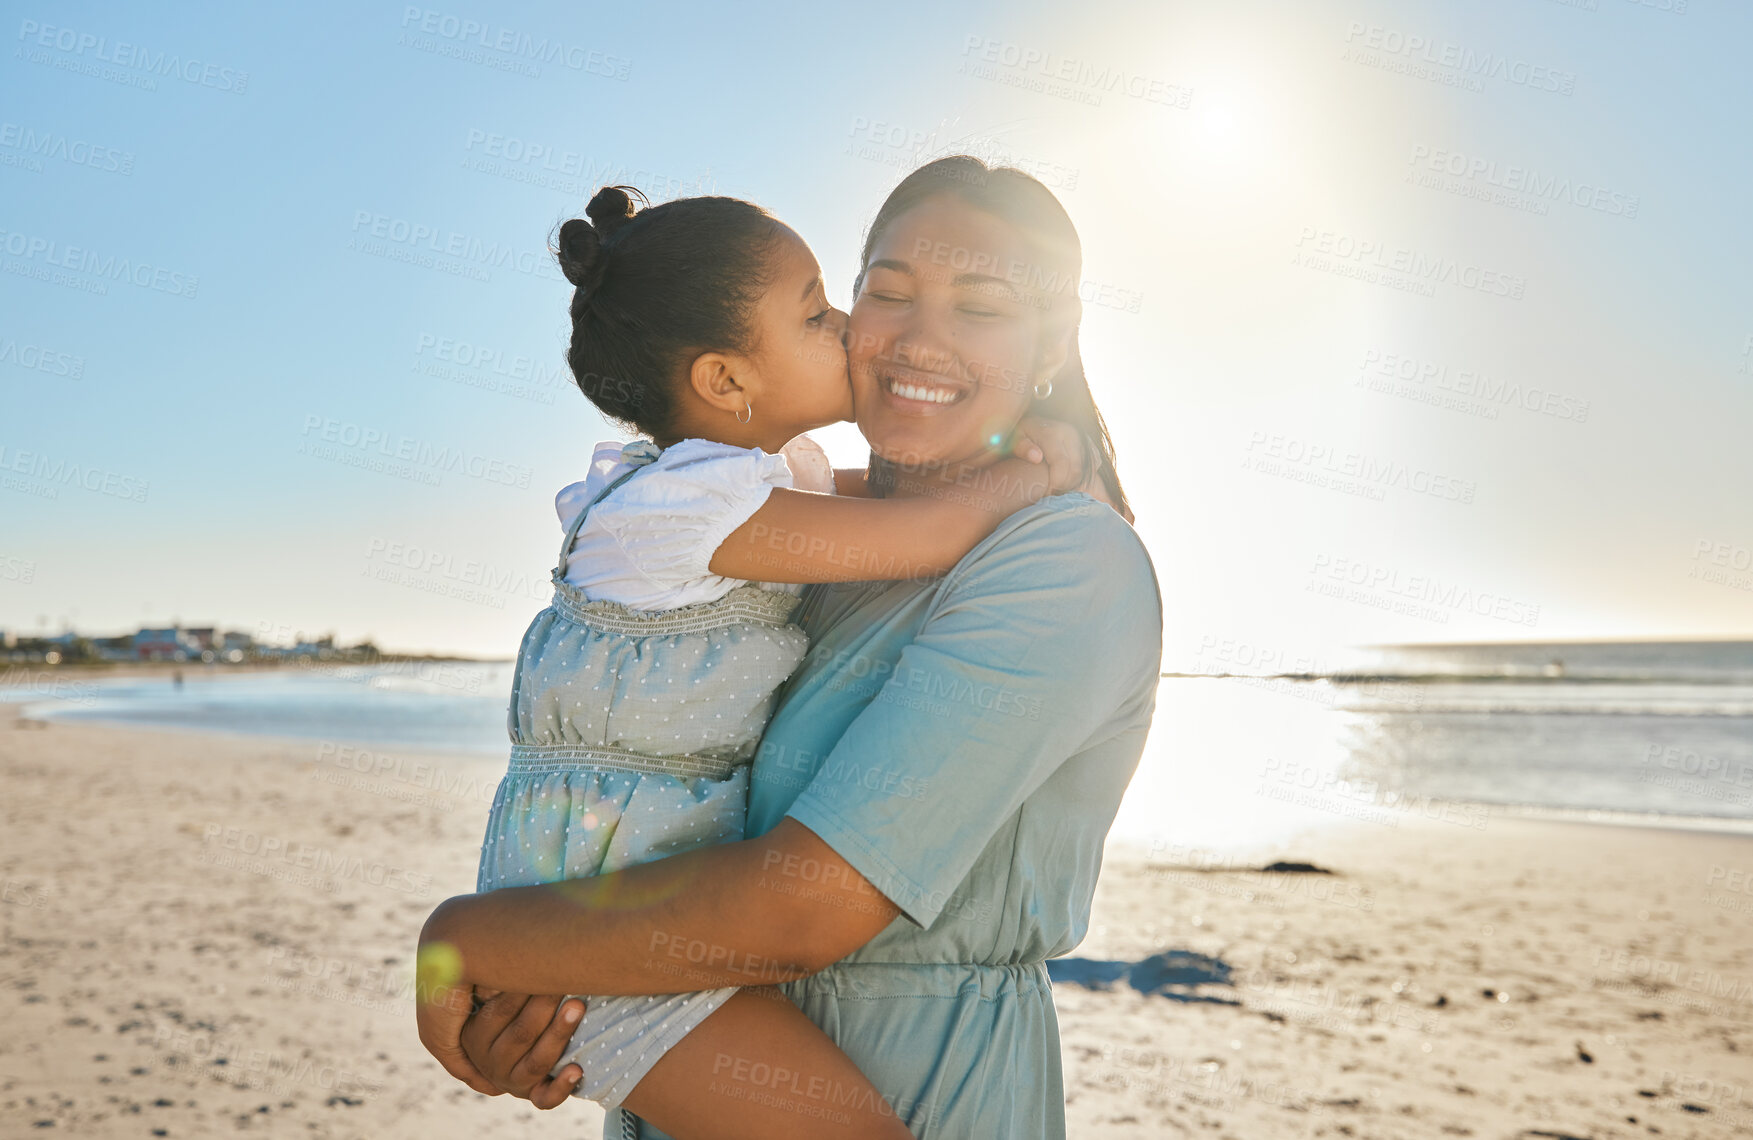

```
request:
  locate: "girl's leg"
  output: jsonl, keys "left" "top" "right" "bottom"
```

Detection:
{"left": 620, "top": 986, "right": 912, "bottom": 1139}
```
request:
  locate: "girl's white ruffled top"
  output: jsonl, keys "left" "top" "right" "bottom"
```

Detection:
{"left": 554, "top": 433, "right": 837, "bottom": 609}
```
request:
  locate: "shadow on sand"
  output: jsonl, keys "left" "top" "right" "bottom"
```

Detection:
{"left": 1046, "top": 950, "right": 1238, "bottom": 1004}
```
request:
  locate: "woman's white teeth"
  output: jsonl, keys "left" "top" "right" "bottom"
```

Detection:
{"left": 887, "top": 376, "right": 960, "bottom": 404}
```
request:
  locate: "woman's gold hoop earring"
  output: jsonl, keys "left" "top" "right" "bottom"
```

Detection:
{"left": 1032, "top": 378, "right": 1054, "bottom": 400}
{"left": 735, "top": 399, "right": 753, "bottom": 425}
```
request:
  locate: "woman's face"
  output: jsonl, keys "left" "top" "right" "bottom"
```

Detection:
{"left": 848, "top": 195, "right": 1067, "bottom": 470}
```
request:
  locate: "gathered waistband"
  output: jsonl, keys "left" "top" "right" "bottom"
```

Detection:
{"left": 549, "top": 582, "right": 801, "bottom": 635}
{"left": 506, "top": 742, "right": 747, "bottom": 782}
{"left": 790, "top": 959, "right": 1053, "bottom": 1002}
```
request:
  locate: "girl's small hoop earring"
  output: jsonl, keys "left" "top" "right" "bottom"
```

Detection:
{"left": 1032, "top": 378, "right": 1054, "bottom": 400}
{"left": 735, "top": 399, "right": 753, "bottom": 425}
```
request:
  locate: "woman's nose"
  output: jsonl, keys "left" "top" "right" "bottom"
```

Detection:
{"left": 890, "top": 337, "right": 954, "bottom": 372}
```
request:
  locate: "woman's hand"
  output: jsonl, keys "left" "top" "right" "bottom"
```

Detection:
{"left": 414, "top": 932, "right": 501, "bottom": 1096}
{"left": 458, "top": 990, "right": 588, "bottom": 1108}
{"left": 416, "top": 900, "right": 587, "bottom": 1105}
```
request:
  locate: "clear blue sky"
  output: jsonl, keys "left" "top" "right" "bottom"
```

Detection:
{"left": 4, "top": 0, "right": 1749, "bottom": 662}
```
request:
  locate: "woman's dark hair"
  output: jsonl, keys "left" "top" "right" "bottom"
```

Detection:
{"left": 855, "top": 156, "right": 1131, "bottom": 519}
{"left": 553, "top": 185, "right": 786, "bottom": 439}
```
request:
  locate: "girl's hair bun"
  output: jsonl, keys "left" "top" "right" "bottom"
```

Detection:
{"left": 586, "top": 185, "right": 642, "bottom": 237}
{"left": 555, "top": 219, "right": 604, "bottom": 290}
{"left": 555, "top": 185, "right": 648, "bottom": 293}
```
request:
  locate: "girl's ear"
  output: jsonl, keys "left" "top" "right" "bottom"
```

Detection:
{"left": 687, "top": 352, "right": 750, "bottom": 416}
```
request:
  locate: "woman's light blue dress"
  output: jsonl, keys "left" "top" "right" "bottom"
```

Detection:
{"left": 623, "top": 492, "right": 1164, "bottom": 1139}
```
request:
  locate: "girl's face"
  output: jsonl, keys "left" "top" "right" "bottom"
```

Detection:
{"left": 745, "top": 227, "right": 854, "bottom": 434}
{"left": 848, "top": 196, "right": 1067, "bottom": 471}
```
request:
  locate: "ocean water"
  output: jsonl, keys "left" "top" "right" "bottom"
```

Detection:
{"left": 0, "top": 660, "right": 515, "bottom": 756}
{"left": 1110, "top": 640, "right": 1753, "bottom": 854}
{"left": 1327, "top": 640, "right": 1753, "bottom": 833}
{"left": 5, "top": 641, "right": 1748, "bottom": 852}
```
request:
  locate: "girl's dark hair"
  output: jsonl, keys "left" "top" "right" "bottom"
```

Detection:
{"left": 855, "top": 156, "right": 1131, "bottom": 519}
{"left": 554, "top": 185, "right": 786, "bottom": 439}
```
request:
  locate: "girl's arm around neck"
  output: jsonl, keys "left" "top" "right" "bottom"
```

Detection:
{"left": 708, "top": 456, "right": 1051, "bottom": 583}
{"left": 420, "top": 818, "right": 900, "bottom": 997}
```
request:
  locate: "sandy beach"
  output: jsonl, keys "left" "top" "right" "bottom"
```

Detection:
{"left": 1, "top": 707, "right": 1747, "bottom": 1139}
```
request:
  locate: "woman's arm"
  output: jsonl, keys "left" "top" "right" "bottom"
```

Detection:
{"left": 422, "top": 817, "right": 897, "bottom": 998}
{"left": 415, "top": 818, "right": 895, "bottom": 1091}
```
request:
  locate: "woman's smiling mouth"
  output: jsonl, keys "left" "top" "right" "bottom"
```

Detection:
{"left": 878, "top": 364, "right": 973, "bottom": 411}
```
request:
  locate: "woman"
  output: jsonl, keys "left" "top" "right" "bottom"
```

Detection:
{"left": 418, "top": 156, "right": 1164, "bottom": 1138}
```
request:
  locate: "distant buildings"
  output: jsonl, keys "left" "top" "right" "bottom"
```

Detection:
{"left": 133, "top": 628, "right": 200, "bottom": 661}
{"left": 0, "top": 624, "right": 366, "bottom": 666}
{"left": 93, "top": 635, "right": 136, "bottom": 659}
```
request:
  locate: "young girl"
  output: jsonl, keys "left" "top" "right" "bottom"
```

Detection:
{"left": 438, "top": 186, "right": 1098, "bottom": 1140}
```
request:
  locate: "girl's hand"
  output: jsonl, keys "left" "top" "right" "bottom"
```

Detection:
{"left": 1005, "top": 417, "right": 1048, "bottom": 466}
{"left": 1010, "top": 416, "right": 1133, "bottom": 522}
{"left": 459, "top": 991, "right": 588, "bottom": 1108}
{"left": 1010, "top": 415, "right": 1087, "bottom": 492}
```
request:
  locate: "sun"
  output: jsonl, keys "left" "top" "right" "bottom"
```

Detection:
{"left": 1197, "top": 101, "right": 1237, "bottom": 141}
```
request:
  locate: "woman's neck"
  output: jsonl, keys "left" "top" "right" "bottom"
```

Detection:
{"left": 876, "top": 455, "right": 1006, "bottom": 501}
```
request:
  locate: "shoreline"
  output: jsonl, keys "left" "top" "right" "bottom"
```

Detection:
{"left": 8, "top": 667, "right": 1753, "bottom": 849}
{"left": 0, "top": 657, "right": 511, "bottom": 681}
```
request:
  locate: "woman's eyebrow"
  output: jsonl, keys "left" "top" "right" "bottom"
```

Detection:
{"left": 799, "top": 274, "right": 822, "bottom": 301}
{"left": 870, "top": 259, "right": 1017, "bottom": 295}
{"left": 955, "top": 273, "right": 1022, "bottom": 297}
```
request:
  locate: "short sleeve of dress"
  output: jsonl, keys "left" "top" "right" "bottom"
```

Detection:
{"left": 585, "top": 439, "right": 795, "bottom": 591}
{"left": 783, "top": 497, "right": 1164, "bottom": 929}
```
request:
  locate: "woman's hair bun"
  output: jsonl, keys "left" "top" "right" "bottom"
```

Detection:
{"left": 555, "top": 185, "right": 647, "bottom": 292}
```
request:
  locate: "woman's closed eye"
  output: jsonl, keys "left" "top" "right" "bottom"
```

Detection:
{"left": 806, "top": 308, "right": 833, "bottom": 326}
